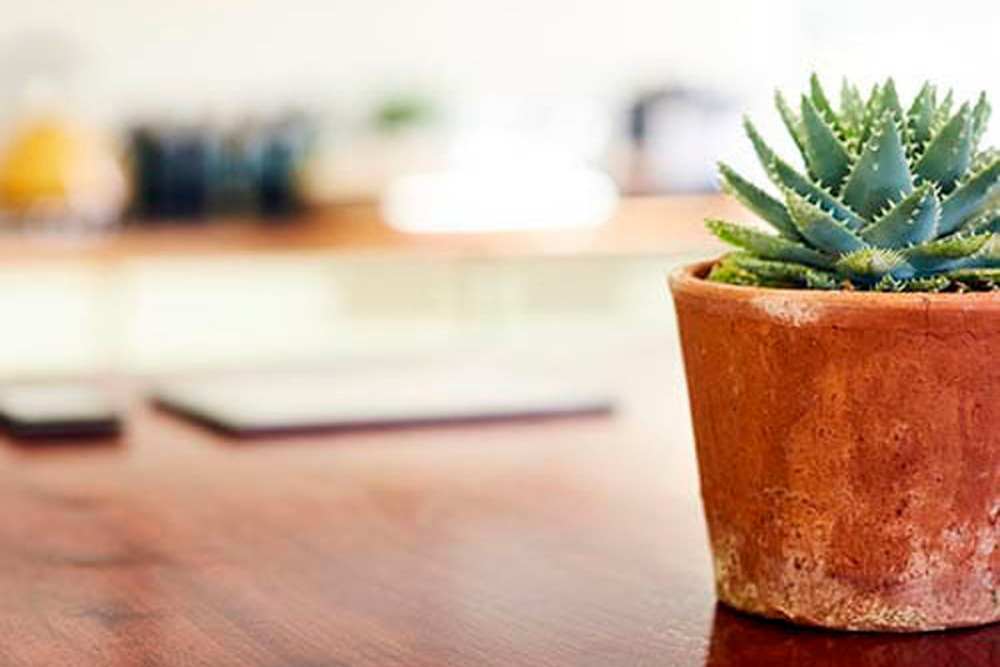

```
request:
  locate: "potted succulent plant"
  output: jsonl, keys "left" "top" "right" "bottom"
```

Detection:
{"left": 670, "top": 75, "right": 999, "bottom": 632}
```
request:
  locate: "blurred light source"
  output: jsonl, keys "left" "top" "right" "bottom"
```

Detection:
{"left": 381, "top": 165, "right": 618, "bottom": 234}
{"left": 381, "top": 97, "right": 618, "bottom": 233}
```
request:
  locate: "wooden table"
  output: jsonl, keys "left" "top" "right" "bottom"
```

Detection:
{"left": 0, "top": 336, "right": 996, "bottom": 666}
{"left": 0, "top": 196, "right": 737, "bottom": 263}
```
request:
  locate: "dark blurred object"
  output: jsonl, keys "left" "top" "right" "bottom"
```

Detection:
{"left": 625, "top": 86, "right": 739, "bottom": 195}
{"left": 257, "top": 116, "right": 311, "bottom": 216}
{"left": 0, "top": 383, "right": 121, "bottom": 439}
{"left": 127, "top": 114, "right": 314, "bottom": 223}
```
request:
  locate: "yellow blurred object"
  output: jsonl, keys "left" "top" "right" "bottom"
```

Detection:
{"left": 0, "top": 117, "right": 127, "bottom": 226}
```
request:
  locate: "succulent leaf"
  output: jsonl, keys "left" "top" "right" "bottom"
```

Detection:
{"left": 809, "top": 74, "right": 843, "bottom": 136}
{"left": 775, "top": 91, "right": 807, "bottom": 161}
{"left": 744, "top": 116, "right": 779, "bottom": 168}
{"left": 936, "top": 90, "right": 955, "bottom": 125}
{"left": 770, "top": 159, "right": 868, "bottom": 229}
{"left": 859, "top": 183, "right": 938, "bottom": 248}
{"left": 903, "top": 231, "right": 992, "bottom": 272}
{"left": 913, "top": 104, "right": 973, "bottom": 192}
{"left": 944, "top": 267, "right": 1000, "bottom": 289}
{"left": 972, "top": 147, "right": 998, "bottom": 172}
{"left": 859, "top": 83, "right": 884, "bottom": 146}
{"left": 841, "top": 112, "right": 913, "bottom": 218}
{"left": 835, "top": 248, "right": 911, "bottom": 283}
{"left": 938, "top": 155, "right": 1000, "bottom": 234}
{"left": 839, "top": 79, "right": 865, "bottom": 145}
{"left": 951, "top": 234, "right": 1000, "bottom": 269}
{"left": 706, "top": 255, "right": 762, "bottom": 286}
{"left": 906, "top": 83, "right": 936, "bottom": 153}
{"left": 717, "top": 163, "right": 801, "bottom": 239}
{"left": 716, "top": 252, "right": 838, "bottom": 289}
{"left": 719, "top": 162, "right": 802, "bottom": 240}
{"left": 959, "top": 208, "right": 1000, "bottom": 235}
{"left": 880, "top": 78, "right": 905, "bottom": 124}
{"left": 971, "top": 92, "right": 991, "bottom": 151}
{"left": 800, "top": 95, "right": 853, "bottom": 192}
{"left": 874, "top": 274, "right": 951, "bottom": 292}
{"left": 931, "top": 90, "right": 955, "bottom": 138}
{"left": 706, "top": 219, "right": 833, "bottom": 268}
{"left": 745, "top": 118, "right": 867, "bottom": 228}
{"left": 785, "top": 190, "right": 868, "bottom": 254}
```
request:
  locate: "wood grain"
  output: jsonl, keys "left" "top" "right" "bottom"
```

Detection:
{"left": 0, "top": 336, "right": 995, "bottom": 665}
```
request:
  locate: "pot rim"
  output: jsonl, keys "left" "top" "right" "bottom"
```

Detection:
{"left": 670, "top": 257, "right": 1000, "bottom": 313}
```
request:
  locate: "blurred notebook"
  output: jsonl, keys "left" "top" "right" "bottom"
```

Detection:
{"left": 154, "top": 369, "right": 614, "bottom": 436}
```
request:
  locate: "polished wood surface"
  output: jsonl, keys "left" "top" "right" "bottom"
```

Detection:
{"left": 0, "top": 195, "right": 738, "bottom": 263}
{"left": 0, "top": 337, "right": 996, "bottom": 666}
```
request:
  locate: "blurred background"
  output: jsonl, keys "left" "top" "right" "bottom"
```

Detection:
{"left": 0, "top": 0, "right": 995, "bottom": 377}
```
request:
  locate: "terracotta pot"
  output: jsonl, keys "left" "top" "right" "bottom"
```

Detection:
{"left": 669, "top": 260, "right": 1000, "bottom": 632}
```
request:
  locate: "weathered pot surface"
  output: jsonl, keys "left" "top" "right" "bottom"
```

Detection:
{"left": 670, "top": 259, "right": 1000, "bottom": 632}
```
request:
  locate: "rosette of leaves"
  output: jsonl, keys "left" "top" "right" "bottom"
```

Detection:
{"left": 707, "top": 75, "right": 999, "bottom": 291}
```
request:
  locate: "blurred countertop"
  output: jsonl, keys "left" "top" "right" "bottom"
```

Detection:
{"left": 0, "top": 195, "right": 740, "bottom": 263}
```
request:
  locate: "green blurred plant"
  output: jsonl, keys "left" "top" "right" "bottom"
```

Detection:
{"left": 372, "top": 94, "right": 436, "bottom": 134}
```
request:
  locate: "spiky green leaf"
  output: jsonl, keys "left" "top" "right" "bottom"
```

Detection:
{"left": 913, "top": 104, "right": 973, "bottom": 192}
{"left": 706, "top": 219, "right": 833, "bottom": 268}
{"left": 717, "top": 163, "right": 800, "bottom": 239}
{"left": 881, "top": 79, "right": 904, "bottom": 122}
{"left": 951, "top": 234, "right": 1000, "bottom": 269}
{"left": 841, "top": 112, "right": 913, "bottom": 218}
{"left": 859, "top": 182, "right": 938, "bottom": 248}
{"left": 906, "top": 83, "right": 936, "bottom": 153}
{"left": 770, "top": 159, "right": 868, "bottom": 229}
{"left": 932, "top": 90, "right": 955, "bottom": 135}
{"left": 859, "top": 83, "right": 884, "bottom": 147}
{"left": 785, "top": 190, "right": 867, "bottom": 254}
{"left": 938, "top": 156, "right": 1000, "bottom": 234}
{"left": 972, "top": 147, "right": 998, "bottom": 173}
{"left": 809, "top": 74, "right": 842, "bottom": 136}
{"left": 874, "top": 274, "right": 951, "bottom": 292}
{"left": 775, "top": 91, "right": 807, "bottom": 161}
{"left": 944, "top": 267, "right": 1000, "bottom": 289}
{"left": 959, "top": 208, "right": 1000, "bottom": 235}
{"left": 971, "top": 92, "right": 991, "bottom": 151}
{"left": 707, "top": 259, "right": 757, "bottom": 286}
{"left": 744, "top": 118, "right": 867, "bottom": 229}
{"left": 724, "top": 252, "right": 838, "bottom": 289}
{"left": 744, "top": 116, "right": 778, "bottom": 168}
{"left": 800, "top": 95, "right": 853, "bottom": 192}
{"left": 903, "top": 231, "right": 992, "bottom": 272}
{"left": 835, "top": 248, "right": 911, "bottom": 282}
{"left": 707, "top": 254, "right": 762, "bottom": 286}
{"left": 839, "top": 79, "right": 865, "bottom": 146}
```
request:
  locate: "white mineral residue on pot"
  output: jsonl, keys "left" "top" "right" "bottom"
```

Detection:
{"left": 751, "top": 295, "right": 821, "bottom": 326}
{"left": 974, "top": 525, "right": 997, "bottom": 589}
